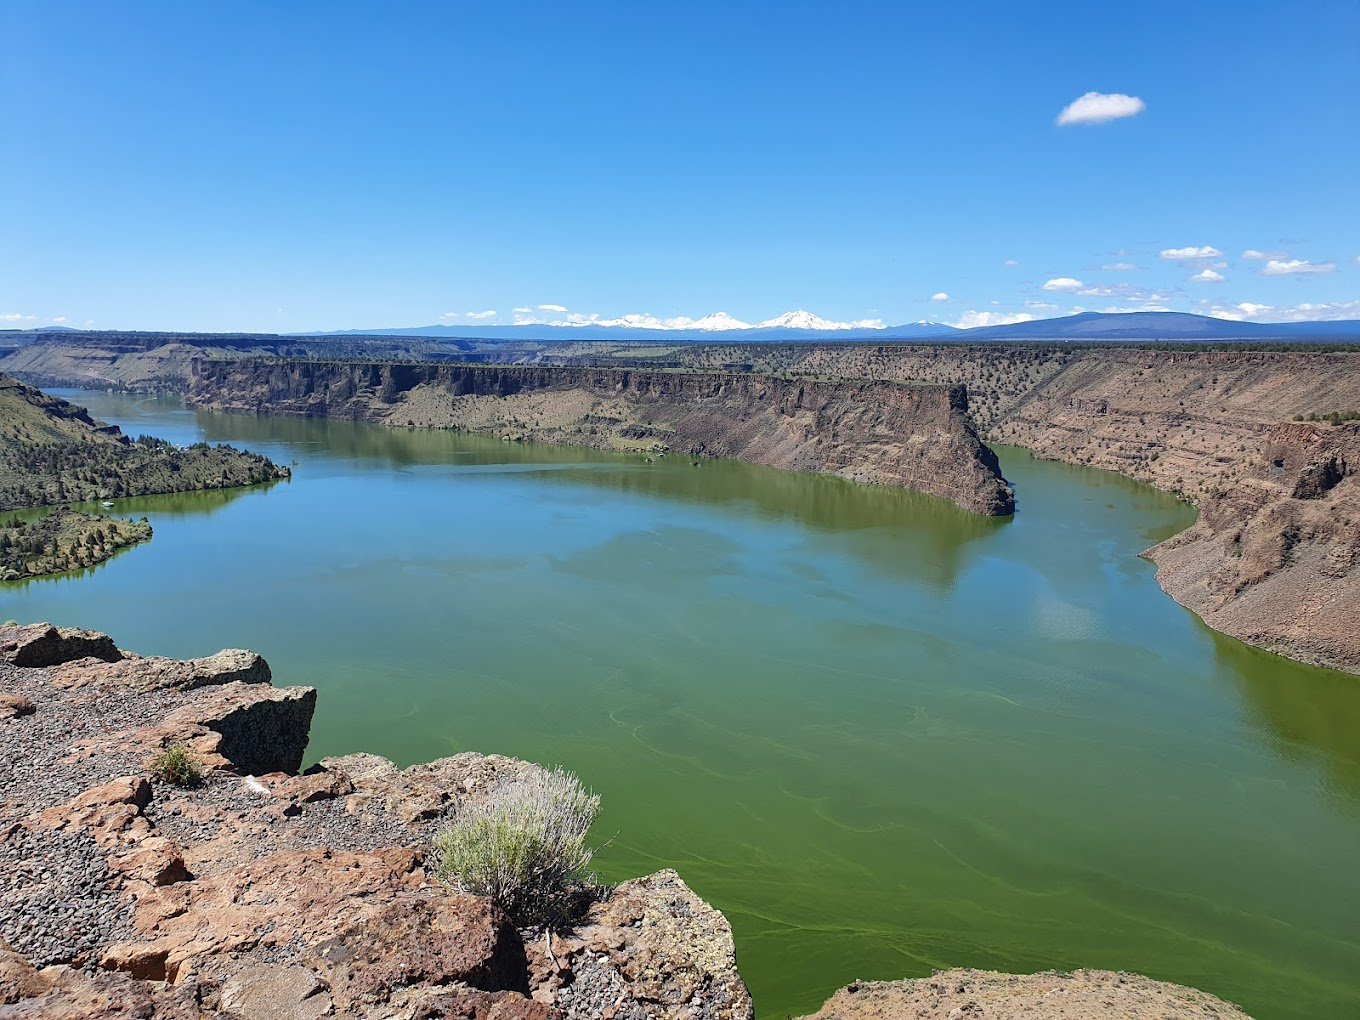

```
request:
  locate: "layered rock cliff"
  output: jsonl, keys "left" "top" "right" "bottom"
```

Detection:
{"left": 0, "top": 623, "right": 752, "bottom": 1020}
{"left": 1145, "top": 422, "right": 1360, "bottom": 674}
{"left": 184, "top": 359, "right": 1015, "bottom": 516}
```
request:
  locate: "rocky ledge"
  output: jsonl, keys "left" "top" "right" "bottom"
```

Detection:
{"left": 1, "top": 623, "right": 1259, "bottom": 1019}
{"left": 0, "top": 624, "right": 751, "bottom": 1019}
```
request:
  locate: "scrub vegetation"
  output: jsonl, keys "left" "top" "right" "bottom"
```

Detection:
{"left": 432, "top": 767, "right": 600, "bottom": 926}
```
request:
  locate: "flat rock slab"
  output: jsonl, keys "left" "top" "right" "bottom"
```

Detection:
{"left": 798, "top": 969, "right": 1256, "bottom": 1020}
{"left": 51, "top": 648, "right": 272, "bottom": 692}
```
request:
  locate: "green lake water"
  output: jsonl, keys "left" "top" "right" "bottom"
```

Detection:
{"left": 5, "top": 390, "right": 1359, "bottom": 1019}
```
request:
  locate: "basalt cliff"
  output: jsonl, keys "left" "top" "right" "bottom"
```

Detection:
{"left": 1, "top": 624, "right": 1258, "bottom": 1020}
{"left": 183, "top": 359, "right": 1015, "bottom": 516}
{"left": 8, "top": 334, "right": 1360, "bottom": 670}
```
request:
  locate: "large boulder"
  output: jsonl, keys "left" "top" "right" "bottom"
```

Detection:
{"left": 163, "top": 681, "right": 316, "bottom": 775}
{"left": 526, "top": 869, "right": 753, "bottom": 1020}
{"left": 0, "top": 624, "right": 121, "bottom": 668}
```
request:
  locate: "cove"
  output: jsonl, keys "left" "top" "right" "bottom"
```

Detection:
{"left": 5, "top": 390, "right": 1359, "bottom": 1020}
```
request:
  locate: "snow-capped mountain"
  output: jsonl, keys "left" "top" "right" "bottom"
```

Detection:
{"left": 686, "top": 311, "right": 755, "bottom": 331}
{"left": 756, "top": 310, "right": 867, "bottom": 331}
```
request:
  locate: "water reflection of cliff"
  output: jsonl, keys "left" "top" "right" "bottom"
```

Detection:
{"left": 1214, "top": 631, "right": 1360, "bottom": 808}
{"left": 194, "top": 408, "right": 1007, "bottom": 592}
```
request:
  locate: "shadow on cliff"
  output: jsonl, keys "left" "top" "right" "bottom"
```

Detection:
{"left": 1212, "top": 631, "right": 1360, "bottom": 810}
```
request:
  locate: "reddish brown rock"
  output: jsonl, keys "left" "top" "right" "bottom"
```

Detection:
{"left": 0, "top": 693, "right": 35, "bottom": 719}
{"left": 301, "top": 896, "right": 527, "bottom": 1008}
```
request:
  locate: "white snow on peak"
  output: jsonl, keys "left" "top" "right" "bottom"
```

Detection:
{"left": 757, "top": 310, "right": 850, "bottom": 330}
{"left": 510, "top": 309, "right": 887, "bottom": 331}
{"left": 686, "top": 311, "right": 754, "bottom": 331}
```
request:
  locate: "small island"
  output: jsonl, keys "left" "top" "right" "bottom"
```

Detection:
{"left": 0, "top": 507, "right": 152, "bottom": 580}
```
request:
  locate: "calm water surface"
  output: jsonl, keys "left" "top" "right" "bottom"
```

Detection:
{"left": 6, "top": 391, "right": 1359, "bottom": 1020}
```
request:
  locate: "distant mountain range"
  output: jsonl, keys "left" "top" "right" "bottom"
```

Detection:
{"left": 298, "top": 310, "right": 1358, "bottom": 343}
{"left": 4, "top": 311, "right": 1357, "bottom": 347}
{"left": 302, "top": 317, "right": 960, "bottom": 342}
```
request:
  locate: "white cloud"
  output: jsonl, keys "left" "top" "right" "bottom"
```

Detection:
{"left": 48, "top": 316, "right": 68, "bottom": 323}
{"left": 1100, "top": 304, "right": 1172, "bottom": 313}
{"left": 439, "top": 312, "right": 458, "bottom": 320}
{"left": 1241, "top": 249, "right": 1286, "bottom": 260}
{"left": 538, "top": 303, "right": 567, "bottom": 312}
{"left": 513, "top": 306, "right": 531, "bottom": 313}
{"left": 0, "top": 313, "right": 37, "bottom": 322}
{"left": 1042, "top": 277, "right": 1084, "bottom": 292}
{"left": 1260, "top": 259, "right": 1336, "bottom": 276}
{"left": 1160, "top": 245, "right": 1222, "bottom": 260}
{"left": 1003, "top": 259, "right": 1019, "bottom": 266}
{"left": 930, "top": 292, "right": 949, "bottom": 302}
{"left": 951, "top": 310, "right": 1036, "bottom": 329}
{"left": 1201, "top": 300, "right": 1360, "bottom": 322}
{"left": 1078, "top": 286, "right": 1116, "bottom": 297}
{"left": 1056, "top": 91, "right": 1146, "bottom": 126}
{"left": 1025, "top": 300, "right": 1059, "bottom": 310}
{"left": 465, "top": 310, "right": 496, "bottom": 320}
{"left": 1101, "top": 262, "right": 1138, "bottom": 271}
{"left": 1189, "top": 269, "right": 1226, "bottom": 282}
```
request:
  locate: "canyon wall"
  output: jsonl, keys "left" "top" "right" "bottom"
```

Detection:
{"left": 1145, "top": 422, "right": 1360, "bottom": 674}
{"left": 184, "top": 359, "right": 1016, "bottom": 516}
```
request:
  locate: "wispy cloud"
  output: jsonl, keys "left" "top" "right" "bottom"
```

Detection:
{"left": 1003, "top": 259, "right": 1018, "bottom": 266}
{"left": 1024, "top": 301, "right": 1059, "bottom": 310}
{"left": 0, "top": 313, "right": 37, "bottom": 322}
{"left": 930, "top": 292, "right": 949, "bottom": 302}
{"left": 513, "top": 306, "right": 531, "bottom": 313}
{"left": 1259, "top": 259, "right": 1336, "bottom": 276}
{"left": 1189, "top": 269, "right": 1226, "bottom": 282}
{"left": 465, "top": 310, "right": 496, "bottom": 319}
{"left": 1042, "top": 277, "right": 1084, "bottom": 292}
{"left": 1101, "top": 262, "right": 1138, "bottom": 271}
{"left": 1241, "top": 249, "right": 1285, "bottom": 260}
{"left": 538, "top": 303, "right": 567, "bottom": 312}
{"left": 1056, "top": 92, "right": 1146, "bottom": 126}
{"left": 1160, "top": 245, "right": 1221, "bottom": 260}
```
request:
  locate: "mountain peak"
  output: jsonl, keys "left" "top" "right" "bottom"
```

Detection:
{"left": 687, "top": 311, "right": 753, "bottom": 331}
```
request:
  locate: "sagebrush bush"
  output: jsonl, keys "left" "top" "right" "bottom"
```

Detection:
{"left": 432, "top": 767, "right": 599, "bottom": 926}
{"left": 147, "top": 742, "right": 206, "bottom": 787}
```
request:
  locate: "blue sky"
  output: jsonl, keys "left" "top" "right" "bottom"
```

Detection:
{"left": 2, "top": 0, "right": 1357, "bottom": 333}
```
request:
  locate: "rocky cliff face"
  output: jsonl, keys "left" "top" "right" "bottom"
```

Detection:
{"left": 1145, "top": 422, "right": 1360, "bottom": 673}
{"left": 0, "top": 623, "right": 752, "bottom": 1020}
{"left": 185, "top": 359, "right": 1015, "bottom": 516}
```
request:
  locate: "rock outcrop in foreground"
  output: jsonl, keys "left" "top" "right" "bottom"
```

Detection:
{"left": 798, "top": 970, "right": 1253, "bottom": 1020}
{"left": 0, "top": 623, "right": 751, "bottom": 1020}
{"left": 185, "top": 360, "right": 1015, "bottom": 516}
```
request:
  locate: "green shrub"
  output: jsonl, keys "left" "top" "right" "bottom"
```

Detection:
{"left": 148, "top": 742, "right": 206, "bottom": 787}
{"left": 432, "top": 767, "right": 599, "bottom": 926}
